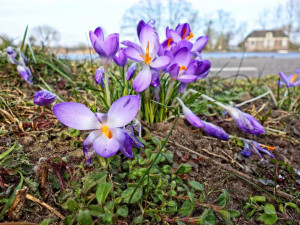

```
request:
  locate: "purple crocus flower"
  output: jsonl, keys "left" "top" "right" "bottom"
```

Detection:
{"left": 113, "top": 48, "right": 127, "bottom": 67}
{"left": 53, "top": 95, "right": 141, "bottom": 164}
{"left": 151, "top": 70, "right": 160, "bottom": 87}
{"left": 17, "top": 65, "right": 33, "bottom": 85}
{"left": 296, "top": 69, "right": 300, "bottom": 73}
{"left": 123, "top": 20, "right": 170, "bottom": 92}
{"left": 126, "top": 63, "right": 136, "bottom": 81}
{"left": 224, "top": 106, "right": 265, "bottom": 135}
{"left": 6, "top": 46, "right": 18, "bottom": 64}
{"left": 95, "top": 67, "right": 104, "bottom": 87}
{"left": 277, "top": 72, "right": 300, "bottom": 87}
{"left": 240, "top": 139, "right": 274, "bottom": 159}
{"left": 89, "top": 27, "right": 119, "bottom": 68}
{"left": 168, "top": 47, "right": 198, "bottom": 83}
{"left": 34, "top": 90, "right": 57, "bottom": 106}
{"left": 177, "top": 98, "right": 229, "bottom": 140}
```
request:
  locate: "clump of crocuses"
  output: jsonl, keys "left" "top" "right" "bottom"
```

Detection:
{"left": 53, "top": 95, "right": 142, "bottom": 165}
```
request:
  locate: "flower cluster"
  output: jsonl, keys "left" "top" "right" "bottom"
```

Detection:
{"left": 89, "top": 20, "right": 211, "bottom": 93}
{"left": 6, "top": 46, "right": 33, "bottom": 85}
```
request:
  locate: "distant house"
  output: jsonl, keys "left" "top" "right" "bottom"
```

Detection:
{"left": 244, "top": 30, "right": 289, "bottom": 52}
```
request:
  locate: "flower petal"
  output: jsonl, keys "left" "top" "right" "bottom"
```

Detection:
{"left": 113, "top": 128, "right": 133, "bottom": 158}
{"left": 177, "top": 98, "right": 203, "bottom": 128}
{"left": 93, "top": 134, "right": 120, "bottom": 158}
{"left": 82, "top": 130, "right": 101, "bottom": 165}
{"left": 177, "top": 74, "right": 198, "bottom": 83}
{"left": 53, "top": 102, "right": 101, "bottom": 130}
{"left": 174, "top": 47, "right": 191, "bottom": 67}
{"left": 139, "top": 24, "right": 159, "bottom": 56}
{"left": 123, "top": 47, "right": 143, "bottom": 62}
{"left": 202, "top": 121, "right": 229, "bottom": 140}
{"left": 102, "top": 33, "right": 119, "bottom": 58}
{"left": 192, "top": 36, "right": 209, "bottom": 52}
{"left": 107, "top": 95, "right": 140, "bottom": 128}
{"left": 150, "top": 56, "right": 170, "bottom": 69}
{"left": 279, "top": 72, "right": 289, "bottom": 84}
{"left": 34, "top": 90, "right": 56, "bottom": 106}
{"left": 133, "top": 65, "right": 152, "bottom": 92}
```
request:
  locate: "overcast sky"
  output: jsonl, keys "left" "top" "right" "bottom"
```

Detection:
{"left": 0, "top": 0, "right": 286, "bottom": 47}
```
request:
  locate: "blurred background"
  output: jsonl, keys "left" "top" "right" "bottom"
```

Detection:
{"left": 1, "top": 0, "right": 300, "bottom": 75}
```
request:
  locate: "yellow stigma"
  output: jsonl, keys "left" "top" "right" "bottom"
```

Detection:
{"left": 140, "top": 41, "right": 152, "bottom": 65}
{"left": 167, "top": 38, "right": 173, "bottom": 48}
{"left": 179, "top": 65, "right": 188, "bottom": 71}
{"left": 260, "top": 144, "right": 275, "bottom": 151}
{"left": 290, "top": 74, "right": 297, "bottom": 83}
{"left": 185, "top": 32, "right": 194, "bottom": 40}
{"left": 102, "top": 126, "right": 113, "bottom": 139}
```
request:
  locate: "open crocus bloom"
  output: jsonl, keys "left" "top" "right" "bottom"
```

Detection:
{"left": 240, "top": 139, "right": 274, "bottom": 159}
{"left": 53, "top": 95, "right": 140, "bottom": 164}
{"left": 224, "top": 105, "right": 265, "bottom": 135}
{"left": 123, "top": 20, "right": 170, "bottom": 92}
{"left": 177, "top": 98, "right": 229, "bottom": 140}
{"left": 277, "top": 72, "right": 300, "bottom": 88}
{"left": 89, "top": 27, "right": 119, "bottom": 68}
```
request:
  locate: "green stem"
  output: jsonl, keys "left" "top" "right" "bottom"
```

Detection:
{"left": 165, "top": 79, "right": 175, "bottom": 105}
{"left": 104, "top": 70, "right": 111, "bottom": 106}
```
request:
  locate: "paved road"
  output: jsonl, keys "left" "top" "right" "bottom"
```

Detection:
{"left": 209, "top": 58, "right": 300, "bottom": 78}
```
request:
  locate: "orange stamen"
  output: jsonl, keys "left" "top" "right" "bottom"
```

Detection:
{"left": 167, "top": 38, "right": 173, "bottom": 48}
{"left": 260, "top": 144, "right": 275, "bottom": 151}
{"left": 290, "top": 74, "right": 297, "bottom": 83}
{"left": 181, "top": 28, "right": 187, "bottom": 39}
{"left": 102, "top": 126, "right": 113, "bottom": 139}
{"left": 140, "top": 41, "right": 152, "bottom": 65}
{"left": 185, "top": 32, "right": 194, "bottom": 40}
{"left": 179, "top": 65, "right": 187, "bottom": 71}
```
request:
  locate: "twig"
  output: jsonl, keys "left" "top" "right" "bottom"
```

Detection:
{"left": 153, "top": 134, "right": 300, "bottom": 206}
{"left": 25, "top": 194, "right": 65, "bottom": 220}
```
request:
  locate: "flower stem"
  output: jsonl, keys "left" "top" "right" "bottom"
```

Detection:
{"left": 165, "top": 79, "right": 175, "bottom": 105}
{"left": 104, "top": 70, "right": 111, "bottom": 106}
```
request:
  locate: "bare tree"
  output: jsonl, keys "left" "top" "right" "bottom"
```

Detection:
{"left": 120, "top": 0, "right": 199, "bottom": 39}
{"left": 30, "top": 25, "right": 61, "bottom": 47}
{"left": 257, "top": 8, "right": 271, "bottom": 29}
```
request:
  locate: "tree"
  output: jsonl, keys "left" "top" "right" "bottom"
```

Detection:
{"left": 120, "top": 0, "right": 199, "bottom": 39}
{"left": 29, "top": 25, "right": 61, "bottom": 47}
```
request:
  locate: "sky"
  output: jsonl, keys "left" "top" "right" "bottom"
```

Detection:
{"left": 0, "top": 0, "right": 287, "bottom": 47}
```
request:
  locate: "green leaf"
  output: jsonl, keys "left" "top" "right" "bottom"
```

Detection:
{"left": 176, "top": 219, "right": 186, "bottom": 225}
{"left": 96, "top": 182, "right": 112, "bottom": 205}
{"left": 40, "top": 218, "right": 56, "bottom": 225}
{"left": 88, "top": 204, "right": 103, "bottom": 217}
{"left": 200, "top": 209, "right": 216, "bottom": 225}
{"left": 0, "top": 171, "right": 23, "bottom": 219}
{"left": 188, "top": 181, "right": 204, "bottom": 191}
{"left": 63, "top": 215, "right": 75, "bottom": 225}
{"left": 0, "top": 143, "right": 16, "bottom": 163}
{"left": 102, "top": 213, "right": 113, "bottom": 224}
{"left": 175, "top": 163, "right": 192, "bottom": 175}
{"left": 180, "top": 200, "right": 193, "bottom": 217}
{"left": 252, "top": 195, "right": 266, "bottom": 203}
{"left": 258, "top": 213, "right": 278, "bottom": 225}
{"left": 77, "top": 210, "right": 92, "bottom": 225}
{"left": 228, "top": 209, "right": 240, "bottom": 218}
{"left": 122, "top": 187, "right": 143, "bottom": 204}
{"left": 117, "top": 205, "right": 128, "bottom": 217}
{"left": 133, "top": 214, "right": 143, "bottom": 224}
{"left": 66, "top": 198, "right": 79, "bottom": 211}
{"left": 246, "top": 209, "right": 257, "bottom": 219}
{"left": 263, "top": 203, "right": 276, "bottom": 215}
{"left": 216, "top": 189, "right": 230, "bottom": 208}
{"left": 216, "top": 210, "right": 233, "bottom": 225}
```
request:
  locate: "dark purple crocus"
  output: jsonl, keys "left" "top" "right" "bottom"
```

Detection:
{"left": 151, "top": 70, "right": 160, "bottom": 87}
{"left": 17, "top": 65, "right": 33, "bottom": 85}
{"left": 122, "top": 20, "right": 170, "bottom": 92}
{"left": 177, "top": 98, "right": 229, "bottom": 140}
{"left": 277, "top": 72, "right": 300, "bottom": 88}
{"left": 95, "top": 67, "right": 104, "bottom": 87}
{"left": 224, "top": 105, "right": 265, "bottom": 135}
{"left": 89, "top": 27, "right": 119, "bottom": 68}
{"left": 53, "top": 95, "right": 141, "bottom": 165}
{"left": 113, "top": 48, "right": 127, "bottom": 67}
{"left": 34, "top": 90, "right": 56, "bottom": 106}
{"left": 240, "top": 139, "right": 274, "bottom": 159}
{"left": 126, "top": 63, "right": 136, "bottom": 81}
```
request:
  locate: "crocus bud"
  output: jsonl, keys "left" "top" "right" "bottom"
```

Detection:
{"left": 126, "top": 63, "right": 136, "bottom": 80}
{"left": 33, "top": 90, "right": 57, "bottom": 106}
{"left": 95, "top": 67, "right": 104, "bottom": 87}
{"left": 225, "top": 106, "right": 265, "bottom": 135}
{"left": 17, "top": 65, "right": 33, "bottom": 85}
{"left": 113, "top": 48, "right": 127, "bottom": 67}
{"left": 6, "top": 46, "right": 14, "bottom": 55}
{"left": 202, "top": 121, "right": 229, "bottom": 141}
{"left": 151, "top": 70, "right": 160, "bottom": 87}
